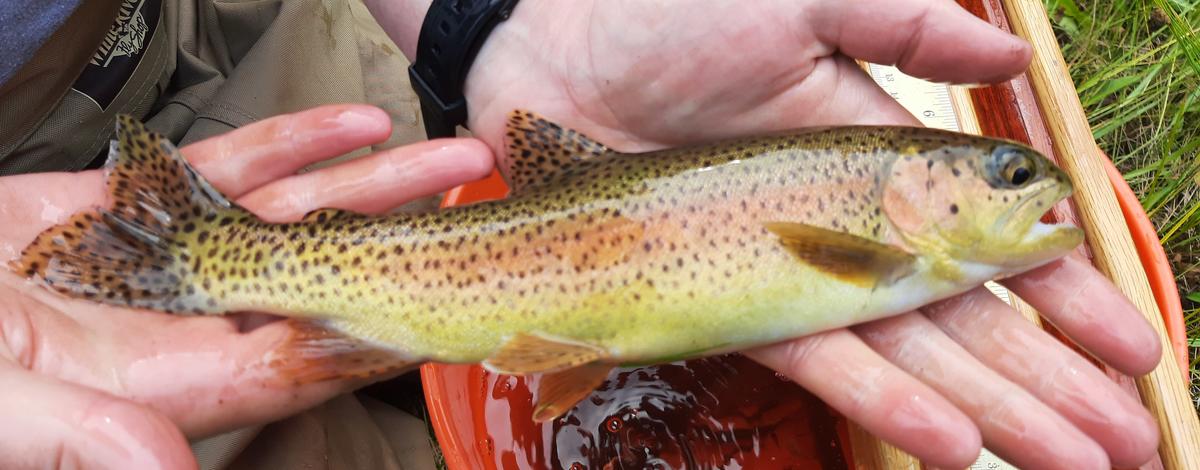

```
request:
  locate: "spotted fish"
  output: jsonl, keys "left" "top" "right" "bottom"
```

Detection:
{"left": 12, "top": 111, "right": 1083, "bottom": 420}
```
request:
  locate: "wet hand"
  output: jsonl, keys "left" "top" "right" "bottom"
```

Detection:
{"left": 0, "top": 105, "right": 492, "bottom": 469}
{"left": 370, "top": 0, "right": 1162, "bottom": 468}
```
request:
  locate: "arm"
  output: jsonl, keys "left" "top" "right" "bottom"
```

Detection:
{"left": 362, "top": 0, "right": 432, "bottom": 60}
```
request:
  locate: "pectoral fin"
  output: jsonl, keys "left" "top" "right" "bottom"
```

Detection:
{"left": 764, "top": 222, "right": 916, "bottom": 287}
{"left": 483, "top": 332, "right": 609, "bottom": 375}
{"left": 533, "top": 362, "right": 615, "bottom": 422}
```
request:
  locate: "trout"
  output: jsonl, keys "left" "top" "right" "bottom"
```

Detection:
{"left": 13, "top": 111, "right": 1083, "bottom": 420}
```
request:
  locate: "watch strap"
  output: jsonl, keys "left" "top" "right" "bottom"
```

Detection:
{"left": 408, "top": 0, "right": 520, "bottom": 138}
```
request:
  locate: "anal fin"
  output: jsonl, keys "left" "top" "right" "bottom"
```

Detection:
{"left": 267, "top": 319, "right": 420, "bottom": 385}
{"left": 533, "top": 362, "right": 615, "bottom": 422}
{"left": 764, "top": 221, "right": 917, "bottom": 287}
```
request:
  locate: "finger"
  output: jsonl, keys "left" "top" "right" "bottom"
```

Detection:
{"left": 922, "top": 287, "right": 1160, "bottom": 468}
{"left": 853, "top": 313, "right": 1109, "bottom": 470}
{"left": 801, "top": 56, "right": 924, "bottom": 127}
{"left": 0, "top": 361, "right": 196, "bottom": 470}
{"left": 108, "top": 317, "right": 370, "bottom": 438}
{"left": 0, "top": 276, "right": 365, "bottom": 438}
{"left": 0, "top": 106, "right": 394, "bottom": 253}
{"left": 1000, "top": 255, "right": 1162, "bottom": 375}
{"left": 182, "top": 104, "right": 393, "bottom": 198}
{"left": 237, "top": 138, "right": 493, "bottom": 222}
{"left": 807, "top": 0, "right": 1031, "bottom": 84}
{"left": 744, "top": 329, "right": 981, "bottom": 469}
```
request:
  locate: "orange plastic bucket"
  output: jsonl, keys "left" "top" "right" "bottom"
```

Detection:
{"left": 1097, "top": 152, "right": 1189, "bottom": 380}
{"left": 421, "top": 155, "right": 1190, "bottom": 468}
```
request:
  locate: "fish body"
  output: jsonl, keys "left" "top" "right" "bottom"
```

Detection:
{"left": 13, "top": 111, "right": 1082, "bottom": 420}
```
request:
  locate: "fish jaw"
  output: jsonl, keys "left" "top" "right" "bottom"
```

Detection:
{"left": 988, "top": 178, "right": 1084, "bottom": 270}
{"left": 1006, "top": 220, "right": 1084, "bottom": 269}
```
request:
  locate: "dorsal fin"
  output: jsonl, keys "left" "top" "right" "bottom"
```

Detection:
{"left": 502, "top": 110, "right": 611, "bottom": 192}
{"left": 300, "top": 208, "right": 349, "bottom": 224}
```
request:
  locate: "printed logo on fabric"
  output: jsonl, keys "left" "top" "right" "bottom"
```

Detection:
{"left": 71, "top": 0, "right": 162, "bottom": 110}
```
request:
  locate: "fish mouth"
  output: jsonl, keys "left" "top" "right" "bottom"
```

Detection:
{"left": 1022, "top": 217, "right": 1080, "bottom": 245}
{"left": 997, "top": 183, "right": 1084, "bottom": 267}
{"left": 1002, "top": 180, "right": 1065, "bottom": 231}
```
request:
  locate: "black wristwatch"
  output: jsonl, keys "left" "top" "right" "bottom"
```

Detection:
{"left": 408, "top": 0, "right": 521, "bottom": 139}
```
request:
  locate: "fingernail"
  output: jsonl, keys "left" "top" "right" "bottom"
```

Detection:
{"left": 79, "top": 399, "right": 193, "bottom": 469}
{"left": 891, "top": 393, "right": 960, "bottom": 434}
{"left": 889, "top": 394, "right": 981, "bottom": 466}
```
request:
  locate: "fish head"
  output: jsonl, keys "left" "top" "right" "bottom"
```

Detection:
{"left": 881, "top": 135, "right": 1083, "bottom": 274}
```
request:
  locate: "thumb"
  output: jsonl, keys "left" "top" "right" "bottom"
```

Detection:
{"left": 807, "top": 0, "right": 1031, "bottom": 84}
{"left": 0, "top": 362, "right": 196, "bottom": 470}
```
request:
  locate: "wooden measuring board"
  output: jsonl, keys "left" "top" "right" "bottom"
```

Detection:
{"left": 865, "top": 64, "right": 962, "bottom": 131}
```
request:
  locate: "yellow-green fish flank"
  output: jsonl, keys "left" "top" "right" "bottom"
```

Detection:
{"left": 13, "top": 111, "right": 1082, "bottom": 418}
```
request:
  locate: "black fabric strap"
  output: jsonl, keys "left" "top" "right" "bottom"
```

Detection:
{"left": 409, "top": 0, "right": 520, "bottom": 139}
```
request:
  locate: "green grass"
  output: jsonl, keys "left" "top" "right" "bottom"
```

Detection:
{"left": 1044, "top": 0, "right": 1200, "bottom": 409}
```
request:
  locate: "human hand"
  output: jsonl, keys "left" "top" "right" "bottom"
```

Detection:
{"left": 0, "top": 105, "right": 492, "bottom": 469}
{"left": 368, "top": 1, "right": 1163, "bottom": 468}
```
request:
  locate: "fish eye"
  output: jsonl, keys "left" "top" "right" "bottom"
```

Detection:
{"left": 990, "top": 146, "right": 1038, "bottom": 188}
{"left": 1005, "top": 158, "right": 1034, "bottom": 186}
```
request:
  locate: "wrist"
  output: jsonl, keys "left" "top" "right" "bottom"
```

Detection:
{"left": 363, "top": 0, "right": 434, "bottom": 60}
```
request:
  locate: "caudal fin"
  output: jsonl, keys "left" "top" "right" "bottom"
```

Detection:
{"left": 11, "top": 115, "right": 246, "bottom": 314}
